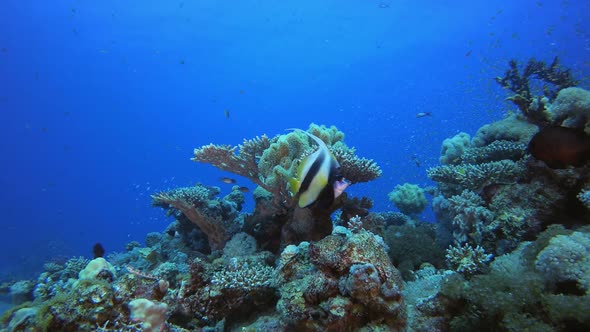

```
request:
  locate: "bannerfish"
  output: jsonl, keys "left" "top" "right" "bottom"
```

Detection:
{"left": 288, "top": 129, "right": 350, "bottom": 208}
{"left": 528, "top": 126, "right": 590, "bottom": 169}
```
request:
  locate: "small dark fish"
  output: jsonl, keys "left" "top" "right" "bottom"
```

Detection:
{"left": 416, "top": 112, "right": 432, "bottom": 118}
{"left": 411, "top": 155, "right": 421, "bottom": 167}
{"left": 93, "top": 243, "right": 105, "bottom": 258}
{"left": 179, "top": 59, "right": 185, "bottom": 65}
{"left": 237, "top": 186, "right": 249, "bottom": 193}
{"left": 528, "top": 126, "right": 590, "bottom": 169}
{"left": 224, "top": 109, "right": 230, "bottom": 119}
{"left": 465, "top": 50, "right": 472, "bottom": 57}
{"left": 220, "top": 177, "right": 236, "bottom": 184}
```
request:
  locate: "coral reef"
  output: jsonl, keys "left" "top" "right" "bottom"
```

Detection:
{"left": 440, "top": 226, "right": 590, "bottom": 331}
{"left": 274, "top": 226, "right": 406, "bottom": 331}
{"left": 4, "top": 100, "right": 590, "bottom": 332}
{"left": 192, "top": 123, "right": 382, "bottom": 252}
{"left": 383, "top": 223, "right": 446, "bottom": 280}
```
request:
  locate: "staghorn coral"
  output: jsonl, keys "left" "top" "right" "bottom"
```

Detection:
{"left": 151, "top": 185, "right": 242, "bottom": 251}
{"left": 495, "top": 57, "right": 578, "bottom": 124}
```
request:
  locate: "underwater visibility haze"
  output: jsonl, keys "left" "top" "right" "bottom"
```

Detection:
{"left": 1, "top": 0, "right": 590, "bottom": 331}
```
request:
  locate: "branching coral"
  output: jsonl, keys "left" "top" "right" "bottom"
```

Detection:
{"left": 495, "top": 57, "right": 578, "bottom": 124}
{"left": 445, "top": 243, "right": 493, "bottom": 276}
{"left": 446, "top": 190, "right": 494, "bottom": 245}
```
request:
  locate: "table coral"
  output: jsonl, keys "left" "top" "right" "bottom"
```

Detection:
{"left": 152, "top": 185, "right": 242, "bottom": 251}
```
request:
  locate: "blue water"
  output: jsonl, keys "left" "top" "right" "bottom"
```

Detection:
{"left": 1, "top": 0, "right": 589, "bottom": 280}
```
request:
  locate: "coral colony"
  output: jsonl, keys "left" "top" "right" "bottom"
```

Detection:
{"left": 2, "top": 59, "right": 590, "bottom": 331}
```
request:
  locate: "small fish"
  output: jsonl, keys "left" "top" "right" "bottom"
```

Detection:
{"left": 224, "top": 109, "right": 230, "bottom": 119}
{"left": 220, "top": 177, "right": 236, "bottom": 184}
{"left": 416, "top": 112, "right": 432, "bottom": 118}
{"left": 465, "top": 50, "right": 472, "bottom": 57}
{"left": 411, "top": 155, "right": 421, "bottom": 167}
{"left": 93, "top": 243, "right": 105, "bottom": 258}
{"left": 237, "top": 186, "right": 249, "bottom": 193}
{"left": 288, "top": 129, "right": 350, "bottom": 208}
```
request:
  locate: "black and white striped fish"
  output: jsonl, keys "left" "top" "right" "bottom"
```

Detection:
{"left": 288, "top": 129, "right": 350, "bottom": 208}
